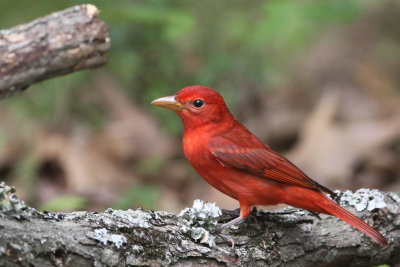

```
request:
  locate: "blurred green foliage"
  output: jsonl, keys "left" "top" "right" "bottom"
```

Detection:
{"left": 0, "top": 0, "right": 378, "bottom": 211}
{"left": 14, "top": 151, "right": 38, "bottom": 203}
{"left": 0, "top": 0, "right": 364, "bottom": 134}
{"left": 40, "top": 195, "right": 88, "bottom": 212}
{"left": 113, "top": 184, "right": 159, "bottom": 211}
{"left": 137, "top": 156, "right": 165, "bottom": 175}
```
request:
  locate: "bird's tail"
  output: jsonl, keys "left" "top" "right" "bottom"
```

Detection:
{"left": 284, "top": 187, "right": 388, "bottom": 245}
{"left": 316, "top": 196, "right": 388, "bottom": 246}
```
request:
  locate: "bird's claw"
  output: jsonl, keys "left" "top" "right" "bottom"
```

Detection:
{"left": 219, "top": 233, "right": 235, "bottom": 248}
{"left": 247, "top": 214, "right": 258, "bottom": 224}
{"left": 308, "top": 210, "right": 322, "bottom": 220}
{"left": 333, "top": 191, "right": 343, "bottom": 204}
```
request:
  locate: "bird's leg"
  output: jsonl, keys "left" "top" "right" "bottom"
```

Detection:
{"left": 216, "top": 216, "right": 244, "bottom": 248}
{"left": 247, "top": 207, "right": 258, "bottom": 224}
{"left": 216, "top": 205, "right": 251, "bottom": 247}
{"left": 307, "top": 210, "right": 322, "bottom": 220}
{"left": 219, "top": 233, "right": 236, "bottom": 248}
{"left": 218, "top": 216, "right": 244, "bottom": 232}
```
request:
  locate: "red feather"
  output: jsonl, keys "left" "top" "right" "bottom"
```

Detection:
{"left": 209, "top": 133, "right": 336, "bottom": 196}
{"left": 153, "top": 85, "right": 388, "bottom": 246}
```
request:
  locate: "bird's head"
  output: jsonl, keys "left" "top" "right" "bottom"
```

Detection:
{"left": 152, "top": 85, "right": 233, "bottom": 130}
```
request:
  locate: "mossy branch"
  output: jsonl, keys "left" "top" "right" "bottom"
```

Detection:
{"left": 0, "top": 182, "right": 399, "bottom": 266}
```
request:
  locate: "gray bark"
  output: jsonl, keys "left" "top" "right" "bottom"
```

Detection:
{"left": 0, "top": 189, "right": 399, "bottom": 267}
{"left": 0, "top": 4, "right": 110, "bottom": 98}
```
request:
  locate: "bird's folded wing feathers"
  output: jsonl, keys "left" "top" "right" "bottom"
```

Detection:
{"left": 208, "top": 135, "right": 335, "bottom": 196}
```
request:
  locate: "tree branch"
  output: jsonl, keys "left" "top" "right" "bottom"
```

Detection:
{"left": 0, "top": 4, "right": 110, "bottom": 98}
{"left": 0, "top": 185, "right": 399, "bottom": 266}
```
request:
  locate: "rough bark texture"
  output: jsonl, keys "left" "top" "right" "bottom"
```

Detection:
{"left": 0, "top": 4, "right": 110, "bottom": 98}
{"left": 0, "top": 190, "right": 399, "bottom": 267}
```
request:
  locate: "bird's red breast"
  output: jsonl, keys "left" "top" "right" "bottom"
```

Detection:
{"left": 151, "top": 85, "right": 388, "bottom": 245}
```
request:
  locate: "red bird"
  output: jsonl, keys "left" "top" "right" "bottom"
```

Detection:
{"left": 152, "top": 85, "right": 388, "bottom": 246}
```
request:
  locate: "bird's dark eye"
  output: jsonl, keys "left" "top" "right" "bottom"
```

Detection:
{"left": 193, "top": 99, "right": 204, "bottom": 108}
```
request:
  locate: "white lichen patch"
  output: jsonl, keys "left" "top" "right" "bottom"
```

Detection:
{"left": 389, "top": 192, "right": 400, "bottom": 204}
{"left": 387, "top": 192, "right": 400, "bottom": 214}
{"left": 0, "top": 181, "right": 33, "bottom": 217}
{"left": 92, "top": 228, "right": 127, "bottom": 249}
{"left": 178, "top": 200, "right": 222, "bottom": 247}
{"left": 338, "top": 189, "right": 387, "bottom": 212}
{"left": 179, "top": 199, "right": 222, "bottom": 223}
{"left": 131, "top": 244, "right": 143, "bottom": 254}
{"left": 101, "top": 208, "right": 151, "bottom": 228}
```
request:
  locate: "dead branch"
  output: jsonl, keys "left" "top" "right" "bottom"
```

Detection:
{"left": 0, "top": 4, "right": 110, "bottom": 98}
{"left": 0, "top": 187, "right": 399, "bottom": 267}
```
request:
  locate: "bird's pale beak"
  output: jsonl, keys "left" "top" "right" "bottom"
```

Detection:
{"left": 151, "top": 95, "right": 183, "bottom": 112}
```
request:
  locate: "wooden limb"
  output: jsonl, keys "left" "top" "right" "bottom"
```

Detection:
{"left": 0, "top": 188, "right": 399, "bottom": 266}
{"left": 0, "top": 4, "right": 110, "bottom": 98}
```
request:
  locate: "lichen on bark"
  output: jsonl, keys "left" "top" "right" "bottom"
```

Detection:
{"left": 0, "top": 182, "right": 399, "bottom": 266}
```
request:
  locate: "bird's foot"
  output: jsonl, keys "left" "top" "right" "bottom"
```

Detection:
{"left": 212, "top": 225, "right": 236, "bottom": 248}
{"left": 333, "top": 191, "right": 343, "bottom": 204}
{"left": 247, "top": 214, "right": 258, "bottom": 224}
{"left": 308, "top": 210, "right": 322, "bottom": 220}
{"left": 219, "top": 233, "right": 235, "bottom": 248}
{"left": 213, "top": 216, "right": 244, "bottom": 248}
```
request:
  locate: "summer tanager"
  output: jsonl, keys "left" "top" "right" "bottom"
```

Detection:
{"left": 152, "top": 85, "right": 388, "bottom": 246}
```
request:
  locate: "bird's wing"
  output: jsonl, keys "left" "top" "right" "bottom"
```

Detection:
{"left": 209, "top": 135, "right": 335, "bottom": 196}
